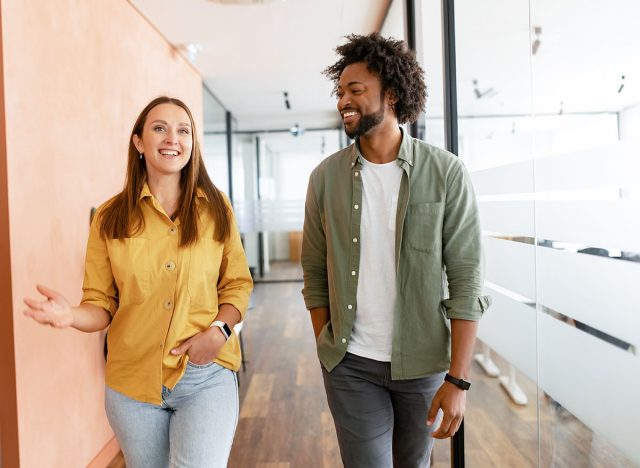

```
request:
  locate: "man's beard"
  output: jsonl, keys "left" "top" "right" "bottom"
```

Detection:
{"left": 345, "top": 105, "right": 385, "bottom": 139}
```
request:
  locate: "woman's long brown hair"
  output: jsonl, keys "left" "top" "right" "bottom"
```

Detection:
{"left": 98, "top": 96, "right": 230, "bottom": 246}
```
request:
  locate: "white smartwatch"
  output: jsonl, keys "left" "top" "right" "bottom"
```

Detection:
{"left": 210, "top": 320, "right": 232, "bottom": 341}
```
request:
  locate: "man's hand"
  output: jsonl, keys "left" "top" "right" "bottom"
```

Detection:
{"left": 426, "top": 382, "right": 466, "bottom": 439}
{"left": 171, "top": 327, "right": 226, "bottom": 365}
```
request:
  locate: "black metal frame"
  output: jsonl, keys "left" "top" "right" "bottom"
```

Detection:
{"left": 256, "top": 136, "right": 265, "bottom": 278}
{"left": 442, "top": 0, "right": 464, "bottom": 465}
{"left": 405, "top": 0, "right": 419, "bottom": 138}
{"left": 225, "top": 110, "right": 234, "bottom": 203}
{"left": 405, "top": 0, "right": 464, "bottom": 465}
{"left": 442, "top": 0, "right": 459, "bottom": 156}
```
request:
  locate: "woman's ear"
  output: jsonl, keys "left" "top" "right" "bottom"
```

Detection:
{"left": 132, "top": 134, "right": 144, "bottom": 154}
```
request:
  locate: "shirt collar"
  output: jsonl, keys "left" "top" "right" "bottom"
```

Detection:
{"left": 350, "top": 127, "right": 413, "bottom": 168}
{"left": 138, "top": 182, "right": 208, "bottom": 201}
{"left": 139, "top": 182, "right": 153, "bottom": 201}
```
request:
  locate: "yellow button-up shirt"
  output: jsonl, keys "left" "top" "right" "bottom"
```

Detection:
{"left": 82, "top": 184, "right": 253, "bottom": 404}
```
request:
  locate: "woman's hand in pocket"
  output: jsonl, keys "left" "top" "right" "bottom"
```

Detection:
{"left": 170, "top": 327, "right": 227, "bottom": 365}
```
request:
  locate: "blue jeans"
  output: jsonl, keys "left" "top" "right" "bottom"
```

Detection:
{"left": 105, "top": 362, "right": 238, "bottom": 468}
{"left": 322, "top": 353, "right": 445, "bottom": 468}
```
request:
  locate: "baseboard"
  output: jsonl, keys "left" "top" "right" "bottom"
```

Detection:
{"left": 87, "top": 436, "right": 120, "bottom": 468}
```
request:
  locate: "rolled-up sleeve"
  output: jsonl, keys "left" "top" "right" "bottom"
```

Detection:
{"left": 81, "top": 208, "right": 118, "bottom": 316}
{"left": 441, "top": 161, "right": 491, "bottom": 320}
{"left": 301, "top": 175, "right": 329, "bottom": 310}
{"left": 217, "top": 199, "right": 253, "bottom": 320}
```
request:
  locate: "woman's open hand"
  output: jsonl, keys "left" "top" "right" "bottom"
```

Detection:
{"left": 24, "top": 284, "right": 74, "bottom": 328}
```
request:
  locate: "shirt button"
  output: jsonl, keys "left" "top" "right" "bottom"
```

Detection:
{"left": 163, "top": 300, "right": 173, "bottom": 310}
{"left": 354, "top": 204, "right": 359, "bottom": 210}
{"left": 347, "top": 305, "right": 353, "bottom": 309}
{"left": 353, "top": 238, "right": 358, "bottom": 243}
{"left": 355, "top": 171, "right": 359, "bottom": 177}
{"left": 351, "top": 270, "right": 356, "bottom": 276}
{"left": 168, "top": 227, "right": 177, "bottom": 235}
{"left": 165, "top": 261, "right": 176, "bottom": 271}
{"left": 341, "top": 338, "right": 347, "bottom": 344}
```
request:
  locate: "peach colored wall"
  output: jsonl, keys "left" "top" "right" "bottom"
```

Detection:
{"left": 0, "top": 3, "right": 20, "bottom": 467}
{"left": 1, "top": 0, "right": 202, "bottom": 466}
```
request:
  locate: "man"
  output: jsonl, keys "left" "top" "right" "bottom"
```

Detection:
{"left": 301, "top": 33, "right": 491, "bottom": 467}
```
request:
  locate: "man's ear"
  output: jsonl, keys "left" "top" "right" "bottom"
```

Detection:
{"left": 385, "top": 90, "right": 398, "bottom": 109}
{"left": 132, "top": 134, "right": 144, "bottom": 154}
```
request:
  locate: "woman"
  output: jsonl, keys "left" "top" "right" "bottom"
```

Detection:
{"left": 24, "top": 96, "right": 253, "bottom": 467}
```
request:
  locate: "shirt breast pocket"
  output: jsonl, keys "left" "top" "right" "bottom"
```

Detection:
{"left": 109, "top": 237, "right": 151, "bottom": 305}
{"left": 188, "top": 238, "right": 223, "bottom": 309}
{"left": 403, "top": 202, "right": 444, "bottom": 253}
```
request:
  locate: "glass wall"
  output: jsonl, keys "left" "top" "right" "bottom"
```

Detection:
{"left": 202, "top": 87, "right": 229, "bottom": 195}
{"left": 234, "top": 129, "right": 341, "bottom": 281}
{"left": 530, "top": 1, "right": 639, "bottom": 465}
{"left": 424, "top": 0, "right": 640, "bottom": 465}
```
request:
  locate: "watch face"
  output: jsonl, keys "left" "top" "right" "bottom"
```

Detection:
{"left": 445, "top": 373, "right": 471, "bottom": 390}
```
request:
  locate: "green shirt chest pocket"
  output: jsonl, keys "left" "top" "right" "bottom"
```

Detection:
{"left": 403, "top": 202, "right": 444, "bottom": 253}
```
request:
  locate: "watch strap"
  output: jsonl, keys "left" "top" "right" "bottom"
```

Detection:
{"left": 210, "top": 320, "right": 232, "bottom": 341}
{"left": 444, "top": 373, "right": 471, "bottom": 390}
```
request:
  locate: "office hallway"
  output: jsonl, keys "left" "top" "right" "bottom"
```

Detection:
{"left": 227, "top": 279, "right": 340, "bottom": 467}
{"left": 107, "top": 272, "right": 635, "bottom": 468}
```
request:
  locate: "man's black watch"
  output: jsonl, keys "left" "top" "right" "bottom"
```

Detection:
{"left": 444, "top": 373, "right": 471, "bottom": 390}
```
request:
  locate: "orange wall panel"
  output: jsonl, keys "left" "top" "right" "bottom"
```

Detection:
{"left": 1, "top": 0, "right": 202, "bottom": 466}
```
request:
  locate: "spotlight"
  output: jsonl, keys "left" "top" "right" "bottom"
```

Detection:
{"left": 289, "top": 123, "right": 304, "bottom": 137}
{"left": 179, "top": 43, "right": 202, "bottom": 63}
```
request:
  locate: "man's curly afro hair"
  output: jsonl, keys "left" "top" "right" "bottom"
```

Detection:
{"left": 323, "top": 33, "right": 426, "bottom": 125}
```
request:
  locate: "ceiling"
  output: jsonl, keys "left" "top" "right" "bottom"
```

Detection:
{"left": 130, "top": 0, "right": 391, "bottom": 131}
{"left": 131, "top": 0, "right": 640, "bottom": 134}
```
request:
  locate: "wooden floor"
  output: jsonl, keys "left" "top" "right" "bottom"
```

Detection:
{"left": 108, "top": 263, "right": 636, "bottom": 467}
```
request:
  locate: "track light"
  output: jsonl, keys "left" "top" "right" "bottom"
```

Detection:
{"left": 472, "top": 79, "right": 497, "bottom": 99}
{"left": 283, "top": 91, "right": 291, "bottom": 110}
{"left": 532, "top": 26, "right": 542, "bottom": 55}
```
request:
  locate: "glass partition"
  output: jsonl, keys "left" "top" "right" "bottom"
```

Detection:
{"left": 451, "top": 0, "right": 540, "bottom": 466}
{"left": 530, "top": 1, "right": 640, "bottom": 465}
{"left": 202, "top": 87, "right": 229, "bottom": 195}
{"left": 437, "top": 0, "right": 640, "bottom": 465}
{"left": 234, "top": 129, "right": 341, "bottom": 282}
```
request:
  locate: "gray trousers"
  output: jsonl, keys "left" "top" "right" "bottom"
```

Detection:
{"left": 322, "top": 352, "right": 445, "bottom": 468}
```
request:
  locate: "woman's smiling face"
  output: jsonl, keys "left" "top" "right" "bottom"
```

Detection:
{"left": 133, "top": 103, "right": 193, "bottom": 179}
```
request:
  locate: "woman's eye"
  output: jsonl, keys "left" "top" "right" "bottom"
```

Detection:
{"left": 153, "top": 126, "right": 166, "bottom": 132}
{"left": 179, "top": 128, "right": 191, "bottom": 135}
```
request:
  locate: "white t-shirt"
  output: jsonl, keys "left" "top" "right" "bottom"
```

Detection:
{"left": 347, "top": 157, "right": 403, "bottom": 362}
